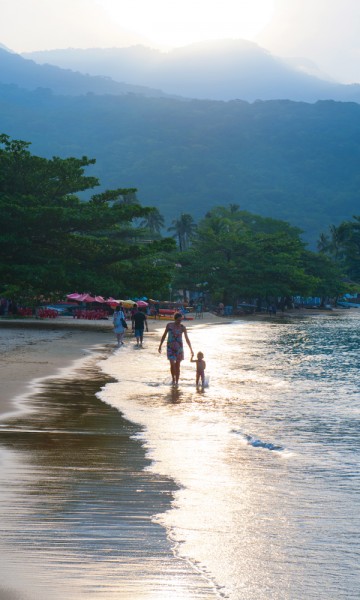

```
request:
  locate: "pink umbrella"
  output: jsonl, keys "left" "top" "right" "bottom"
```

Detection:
{"left": 136, "top": 300, "right": 148, "bottom": 307}
{"left": 66, "top": 292, "right": 82, "bottom": 300}
{"left": 106, "top": 297, "right": 120, "bottom": 306}
{"left": 77, "top": 293, "right": 96, "bottom": 303}
{"left": 94, "top": 296, "right": 106, "bottom": 303}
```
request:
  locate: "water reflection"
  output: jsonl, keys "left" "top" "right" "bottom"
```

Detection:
{"left": 0, "top": 360, "right": 219, "bottom": 599}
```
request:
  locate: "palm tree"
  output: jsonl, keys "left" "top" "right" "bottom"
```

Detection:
{"left": 317, "top": 232, "right": 330, "bottom": 253}
{"left": 140, "top": 208, "right": 165, "bottom": 235}
{"left": 168, "top": 213, "right": 197, "bottom": 251}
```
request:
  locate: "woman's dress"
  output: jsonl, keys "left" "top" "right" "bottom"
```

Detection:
{"left": 113, "top": 311, "right": 125, "bottom": 334}
{"left": 166, "top": 323, "right": 184, "bottom": 361}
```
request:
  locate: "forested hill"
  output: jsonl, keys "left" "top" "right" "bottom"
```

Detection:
{"left": 1, "top": 82, "right": 360, "bottom": 246}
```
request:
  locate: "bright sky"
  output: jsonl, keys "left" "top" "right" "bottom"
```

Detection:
{"left": 1, "top": 0, "right": 360, "bottom": 83}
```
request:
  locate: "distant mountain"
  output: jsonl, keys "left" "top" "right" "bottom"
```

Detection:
{"left": 0, "top": 47, "right": 173, "bottom": 98}
{"left": 24, "top": 39, "right": 360, "bottom": 102}
{"left": 1, "top": 81, "right": 360, "bottom": 247}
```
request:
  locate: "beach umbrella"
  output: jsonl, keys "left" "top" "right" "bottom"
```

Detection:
{"left": 105, "top": 297, "right": 120, "bottom": 306}
{"left": 94, "top": 295, "right": 106, "bottom": 303}
{"left": 77, "top": 293, "right": 96, "bottom": 303}
{"left": 66, "top": 292, "right": 82, "bottom": 300}
{"left": 136, "top": 300, "right": 148, "bottom": 307}
{"left": 122, "top": 299, "right": 136, "bottom": 308}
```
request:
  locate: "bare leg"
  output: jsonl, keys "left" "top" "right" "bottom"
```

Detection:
{"left": 175, "top": 360, "right": 181, "bottom": 384}
{"left": 169, "top": 361, "right": 176, "bottom": 384}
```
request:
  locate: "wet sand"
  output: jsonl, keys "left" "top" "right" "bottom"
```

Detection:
{"left": 0, "top": 308, "right": 346, "bottom": 598}
{"left": 0, "top": 316, "right": 222, "bottom": 599}
{"left": 0, "top": 319, "right": 114, "bottom": 418}
{"left": 0, "top": 308, "right": 341, "bottom": 419}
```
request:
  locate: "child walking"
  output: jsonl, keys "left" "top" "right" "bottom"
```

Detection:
{"left": 191, "top": 351, "right": 206, "bottom": 387}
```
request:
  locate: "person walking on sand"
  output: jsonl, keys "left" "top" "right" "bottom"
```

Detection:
{"left": 132, "top": 308, "right": 148, "bottom": 347}
{"left": 158, "top": 312, "right": 193, "bottom": 385}
{"left": 191, "top": 351, "right": 206, "bottom": 388}
{"left": 113, "top": 304, "right": 127, "bottom": 347}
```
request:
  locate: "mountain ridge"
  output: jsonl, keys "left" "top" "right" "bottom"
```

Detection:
{"left": 0, "top": 47, "right": 175, "bottom": 98}
{"left": 22, "top": 39, "right": 360, "bottom": 103}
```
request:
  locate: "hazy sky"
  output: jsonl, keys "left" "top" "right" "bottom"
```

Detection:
{"left": 1, "top": 0, "right": 360, "bottom": 83}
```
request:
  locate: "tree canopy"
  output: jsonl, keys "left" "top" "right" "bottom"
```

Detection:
{"left": 0, "top": 134, "right": 175, "bottom": 302}
{"left": 318, "top": 217, "right": 360, "bottom": 286}
{"left": 171, "top": 207, "right": 344, "bottom": 305}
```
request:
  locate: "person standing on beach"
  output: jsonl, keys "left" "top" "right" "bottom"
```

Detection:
{"left": 113, "top": 304, "right": 127, "bottom": 347}
{"left": 132, "top": 308, "right": 148, "bottom": 347}
{"left": 158, "top": 312, "right": 193, "bottom": 385}
{"left": 191, "top": 351, "right": 206, "bottom": 388}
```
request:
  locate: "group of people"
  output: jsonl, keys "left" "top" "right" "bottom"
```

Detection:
{"left": 113, "top": 303, "right": 148, "bottom": 347}
{"left": 113, "top": 306, "right": 206, "bottom": 387}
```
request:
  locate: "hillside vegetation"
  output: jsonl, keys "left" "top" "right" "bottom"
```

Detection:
{"left": 1, "top": 82, "right": 360, "bottom": 245}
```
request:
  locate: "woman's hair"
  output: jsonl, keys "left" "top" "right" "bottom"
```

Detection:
{"left": 174, "top": 312, "right": 182, "bottom": 320}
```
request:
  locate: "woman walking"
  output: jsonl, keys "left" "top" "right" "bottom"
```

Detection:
{"left": 158, "top": 312, "right": 193, "bottom": 385}
{"left": 113, "top": 304, "right": 127, "bottom": 347}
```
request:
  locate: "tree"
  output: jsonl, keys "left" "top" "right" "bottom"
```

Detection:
{"left": 171, "top": 206, "right": 321, "bottom": 305}
{"left": 318, "top": 217, "right": 360, "bottom": 283}
{"left": 0, "top": 134, "right": 175, "bottom": 301}
{"left": 168, "top": 213, "right": 197, "bottom": 251}
{"left": 139, "top": 207, "right": 165, "bottom": 235}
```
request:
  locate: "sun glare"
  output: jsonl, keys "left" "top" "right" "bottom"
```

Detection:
{"left": 99, "top": 0, "right": 274, "bottom": 48}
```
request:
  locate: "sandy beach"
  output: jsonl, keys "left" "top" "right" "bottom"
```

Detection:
{"left": 0, "top": 307, "right": 339, "bottom": 418}
{"left": 0, "top": 306, "right": 354, "bottom": 599}
{"left": 0, "top": 318, "right": 114, "bottom": 418}
{"left": 0, "top": 312, "right": 228, "bottom": 599}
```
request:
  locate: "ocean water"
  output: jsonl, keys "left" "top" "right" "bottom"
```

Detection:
{"left": 99, "top": 312, "right": 360, "bottom": 599}
{"left": 0, "top": 312, "right": 359, "bottom": 599}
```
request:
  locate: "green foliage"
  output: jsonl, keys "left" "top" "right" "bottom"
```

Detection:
{"left": 172, "top": 206, "right": 343, "bottom": 304}
{"left": 3, "top": 89, "right": 360, "bottom": 246}
{"left": 0, "top": 135, "right": 175, "bottom": 301}
{"left": 168, "top": 213, "right": 197, "bottom": 251}
{"left": 319, "top": 216, "right": 360, "bottom": 283}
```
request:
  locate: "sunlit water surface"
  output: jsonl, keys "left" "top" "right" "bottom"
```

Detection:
{"left": 99, "top": 312, "right": 360, "bottom": 599}
{"left": 0, "top": 312, "right": 359, "bottom": 599}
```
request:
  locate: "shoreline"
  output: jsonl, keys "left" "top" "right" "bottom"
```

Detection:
{"left": 0, "top": 319, "right": 114, "bottom": 419}
{"left": 0, "top": 309, "right": 356, "bottom": 599}
{"left": 0, "top": 306, "right": 346, "bottom": 418}
{"left": 0, "top": 315, "right": 221, "bottom": 599}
